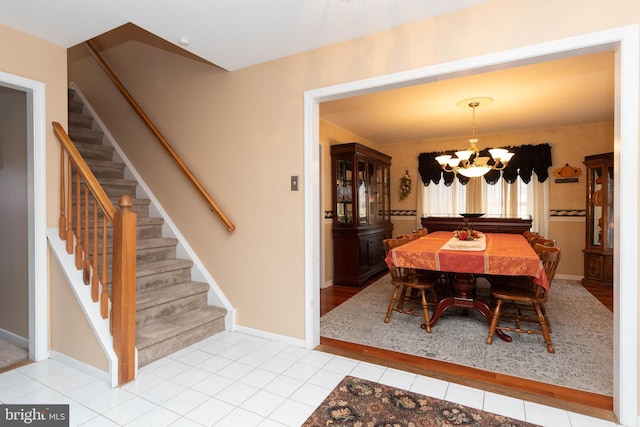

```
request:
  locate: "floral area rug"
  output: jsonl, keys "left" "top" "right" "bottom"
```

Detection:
{"left": 303, "top": 376, "right": 541, "bottom": 427}
{"left": 321, "top": 277, "right": 613, "bottom": 396}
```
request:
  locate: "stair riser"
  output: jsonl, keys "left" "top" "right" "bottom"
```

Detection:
{"left": 71, "top": 200, "right": 150, "bottom": 217}
{"left": 88, "top": 166, "right": 125, "bottom": 180}
{"left": 70, "top": 222, "right": 162, "bottom": 241}
{"left": 136, "top": 292, "right": 208, "bottom": 329}
{"left": 69, "top": 129, "right": 103, "bottom": 145}
{"left": 69, "top": 113, "right": 93, "bottom": 129}
{"left": 136, "top": 268, "right": 192, "bottom": 293}
{"left": 70, "top": 180, "right": 137, "bottom": 199}
{"left": 137, "top": 317, "right": 225, "bottom": 367}
{"left": 75, "top": 146, "right": 114, "bottom": 162}
{"left": 87, "top": 245, "right": 176, "bottom": 266}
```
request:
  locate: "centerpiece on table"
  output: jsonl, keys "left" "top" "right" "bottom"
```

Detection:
{"left": 453, "top": 220, "right": 480, "bottom": 241}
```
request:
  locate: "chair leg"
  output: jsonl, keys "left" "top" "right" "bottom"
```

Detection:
{"left": 419, "top": 289, "right": 431, "bottom": 333}
{"left": 486, "top": 299, "right": 504, "bottom": 345}
{"left": 540, "top": 303, "right": 551, "bottom": 332}
{"left": 385, "top": 285, "right": 402, "bottom": 323}
{"left": 534, "top": 303, "right": 555, "bottom": 353}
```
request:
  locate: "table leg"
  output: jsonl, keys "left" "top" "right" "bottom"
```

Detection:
{"left": 424, "top": 273, "right": 512, "bottom": 342}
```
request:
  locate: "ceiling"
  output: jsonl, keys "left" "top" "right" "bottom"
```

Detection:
{"left": 2, "top": 1, "right": 614, "bottom": 143}
{"left": 0, "top": 0, "right": 490, "bottom": 72}
{"left": 321, "top": 50, "right": 615, "bottom": 145}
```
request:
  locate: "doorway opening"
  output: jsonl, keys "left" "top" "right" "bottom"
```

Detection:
{"left": 304, "top": 25, "right": 639, "bottom": 426}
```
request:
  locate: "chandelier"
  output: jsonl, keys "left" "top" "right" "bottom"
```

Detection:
{"left": 435, "top": 97, "right": 514, "bottom": 178}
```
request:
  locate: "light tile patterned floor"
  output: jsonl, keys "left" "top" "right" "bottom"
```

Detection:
{"left": 0, "top": 331, "right": 621, "bottom": 426}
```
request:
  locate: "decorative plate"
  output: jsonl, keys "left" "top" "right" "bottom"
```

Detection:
{"left": 459, "top": 213, "right": 484, "bottom": 218}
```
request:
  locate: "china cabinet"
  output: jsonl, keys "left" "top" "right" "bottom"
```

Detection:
{"left": 582, "top": 152, "right": 614, "bottom": 287}
{"left": 331, "top": 143, "right": 392, "bottom": 287}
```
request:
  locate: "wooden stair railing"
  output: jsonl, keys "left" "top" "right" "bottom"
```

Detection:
{"left": 84, "top": 40, "right": 236, "bottom": 233}
{"left": 53, "top": 121, "right": 136, "bottom": 386}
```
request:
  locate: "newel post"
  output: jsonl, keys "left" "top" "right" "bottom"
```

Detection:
{"left": 111, "top": 195, "right": 137, "bottom": 385}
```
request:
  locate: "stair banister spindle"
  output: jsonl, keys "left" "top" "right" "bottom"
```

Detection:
{"left": 91, "top": 198, "right": 99, "bottom": 302}
{"left": 59, "top": 146, "right": 66, "bottom": 240}
{"left": 101, "top": 215, "right": 108, "bottom": 319}
{"left": 83, "top": 183, "right": 91, "bottom": 285}
{"left": 66, "top": 158, "right": 73, "bottom": 254}
{"left": 75, "top": 171, "right": 82, "bottom": 270}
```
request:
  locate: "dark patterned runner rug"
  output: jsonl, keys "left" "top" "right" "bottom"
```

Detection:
{"left": 303, "top": 376, "right": 541, "bottom": 427}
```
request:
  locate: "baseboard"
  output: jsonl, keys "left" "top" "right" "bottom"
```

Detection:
{"left": 556, "top": 274, "right": 583, "bottom": 281}
{"left": 233, "top": 325, "right": 306, "bottom": 348}
{"left": 49, "top": 350, "right": 114, "bottom": 387}
{"left": 0, "top": 329, "right": 28, "bottom": 350}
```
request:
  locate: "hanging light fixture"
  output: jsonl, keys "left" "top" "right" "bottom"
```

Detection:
{"left": 435, "top": 97, "right": 514, "bottom": 178}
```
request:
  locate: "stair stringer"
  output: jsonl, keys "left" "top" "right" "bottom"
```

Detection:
{"left": 69, "top": 82, "right": 236, "bottom": 332}
{"left": 46, "top": 229, "right": 123, "bottom": 388}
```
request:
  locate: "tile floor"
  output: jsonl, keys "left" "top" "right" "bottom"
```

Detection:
{"left": 0, "top": 331, "right": 621, "bottom": 426}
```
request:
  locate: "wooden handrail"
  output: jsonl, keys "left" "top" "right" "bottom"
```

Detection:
{"left": 84, "top": 40, "right": 236, "bottom": 233}
{"left": 53, "top": 121, "right": 137, "bottom": 385}
{"left": 53, "top": 122, "right": 116, "bottom": 221}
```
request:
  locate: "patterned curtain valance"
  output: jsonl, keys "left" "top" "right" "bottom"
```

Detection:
{"left": 418, "top": 143, "right": 552, "bottom": 186}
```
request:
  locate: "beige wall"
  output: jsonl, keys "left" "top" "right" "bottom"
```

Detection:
{"left": 0, "top": 24, "right": 108, "bottom": 370}
{"left": 49, "top": 254, "right": 109, "bottom": 371}
{"left": 67, "top": 0, "right": 638, "bottom": 341}
{"left": 0, "top": 87, "right": 29, "bottom": 338}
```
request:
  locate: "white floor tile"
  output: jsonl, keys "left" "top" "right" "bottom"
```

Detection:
{"left": 483, "top": 391, "right": 526, "bottom": 421}
{"left": 196, "top": 355, "right": 234, "bottom": 373}
{"left": 214, "top": 407, "right": 265, "bottom": 427}
{"left": 297, "top": 351, "right": 334, "bottom": 368}
{"left": 377, "top": 368, "right": 416, "bottom": 390}
{"left": 444, "top": 383, "right": 485, "bottom": 410}
{"left": 240, "top": 389, "right": 286, "bottom": 417}
{"left": 259, "top": 356, "right": 296, "bottom": 375}
{"left": 306, "top": 369, "right": 344, "bottom": 390}
{"left": 184, "top": 397, "right": 235, "bottom": 425}
{"left": 190, "top": 373, "right": 234, "bottom": 397}
{"left": 161, "top": 388, "right": 210, "bottom": 416}
{"left": 147, "top": 359, "right": 193, "bottom": 380}
{"left": 262, "top": 375, "right": 304, "bottom": 398}
{"left": 175, "top": 349, "right": 214, "bottom": 367}
{"left": 82, "top": 387, "right": 136, "bottom": 413}
{"left": 409, "top": 374, "right": 449, "bottom": 399}
{"left": 139, "top": 380, "right": 187, "bottom": 404}
{"left": 126, "top": 406, "right": 182, "bottom": 427}
{"left": 288, "top": 382, "right": 332, "bottom": 407}
{"left": 168, "top": 416, "right": 204, "bottom": 427}
{"left": 215, "top": 361, "right": 256, "bottom": 381}
{"left": 79, "top": 414, "right": 121, "bottom": 426}
{"left": 101, "top": 396, "right": 157, "bottom": 425}
{"left": 170, "top": 366, "right": 214, "bottom": 388}
{"left": 214, "top": 381, "right": 259, "bottom": 406}
{"left": 524, "top": 401, "right": 572, "bottom": 427}
{"left": 349, "top": 362, "right": 386, "bottom": 382}
{"left": 567, "top": 412, "right": 619, "bottom": 427}
{"left": 237, "top": 367, "right": 279, "bottom": 389}
{"left": 281, "top": 362, "right": 320, "bottom": 383}
{"left": 320, "top": 355, "right": 358, "bottom": 375}
{"left": 267, "top": 399, "right": 315, "bottom": 427}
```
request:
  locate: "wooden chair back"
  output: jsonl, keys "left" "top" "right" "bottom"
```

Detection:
{"left": 534, "top": 243, "right": 561, "bottom": 282}
{"left": 413, "top": 228, "right": 428, "bottom": 237}
{"left": 530, "top": 236, "right": 556, "bottom": 247}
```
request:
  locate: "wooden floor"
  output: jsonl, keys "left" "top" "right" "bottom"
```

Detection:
{"left": 319, "top": 272, "right": 616, "bottom": 423}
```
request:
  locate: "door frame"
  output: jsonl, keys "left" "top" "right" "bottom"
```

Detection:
{"left": 0, "top": 71, "right": 48, "bottom": 362}
{"left": 304, "top": 25, "right": 639, "bottom": 426}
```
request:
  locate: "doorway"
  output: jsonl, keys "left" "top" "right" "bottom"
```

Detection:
{"left": 304, "top": 25, "right": 639, "bottom": 426}
{"left": 0, "top": 71, "right": 49, "bottom": 365}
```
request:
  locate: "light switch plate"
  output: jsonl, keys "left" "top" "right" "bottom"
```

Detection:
{"left": 291, "top": 175, "right": 299, "bottom": 191}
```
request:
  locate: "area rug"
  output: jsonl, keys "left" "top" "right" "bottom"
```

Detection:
{"left": 321, "top": 277, "right": 613, "bottom": 396}
{"left": 303, "top": 375, "right": 541, "bottom": 426}
{"left": 0, "top": 339, "right": 28, "bottom": 370}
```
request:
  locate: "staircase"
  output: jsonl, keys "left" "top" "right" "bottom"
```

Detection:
{"left": 67, "top": 89, "right": 226, "bottom": 367}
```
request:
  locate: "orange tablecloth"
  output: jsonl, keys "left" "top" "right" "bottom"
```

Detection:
{"left": 386, "top": 231, "right": 550, "bottom": 291}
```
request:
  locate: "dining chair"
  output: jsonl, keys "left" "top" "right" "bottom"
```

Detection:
{"left": 530, "top": 237, "right": 556, "bottom": 247}
{"left": 397, "top": 232, "right": 419, "bottom": 241}
{"left": 413, "top": 227, "right": 428, "bottom": 237}
{"left": 384, "top": 237, "right": 439, "bottom": 333}
{"left": 485, "top": 244, "right": 561, "bottom": 353}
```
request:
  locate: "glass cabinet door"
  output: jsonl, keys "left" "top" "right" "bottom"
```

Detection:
{"left": 335, "top": 159, "right": 353, "bottom": 224}
{"left": 357, "top": 160, "right": 367, "bottom": 224}
{"left": 587, "top": 165, "right": 604, "bottom": 247}
{"left": 605, "top": 165, "right": 614, "bottom": 250}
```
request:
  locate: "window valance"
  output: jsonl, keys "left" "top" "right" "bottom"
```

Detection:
{"left": 418, "top": 143, "right": 552, "bottom": 186}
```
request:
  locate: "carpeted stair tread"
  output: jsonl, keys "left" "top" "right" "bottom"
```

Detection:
{"left": 136, "top": 306, "right": 226, "bottom": 350}
{"left": 73, "top": 141, "right": 115, "bottom": 161}
{"left": 137, "top": 259, "right": 194, "bottom": 278}
{"left": 137, "top": 281, "right": 208, "bottom": 311}
{"left": 69, "top": 127, "right": 104, "bottom": 145}
{"left": 69, "top": 111, "right": 93, "bottom": 128}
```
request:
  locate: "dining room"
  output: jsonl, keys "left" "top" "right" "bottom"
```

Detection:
{"left": 316, "top": 49, "right": 616, "bottom": 417}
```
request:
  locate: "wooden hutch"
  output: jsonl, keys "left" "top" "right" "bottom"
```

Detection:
{"left": 583, "top": 152, "right": 614, "bottom": 287}
{"left": 331, "top": 143, "right": 392, "bottom": 287}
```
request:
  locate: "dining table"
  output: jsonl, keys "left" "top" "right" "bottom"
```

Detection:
{"left": 385, "top": 231, "right": 550, "bottom": 341}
